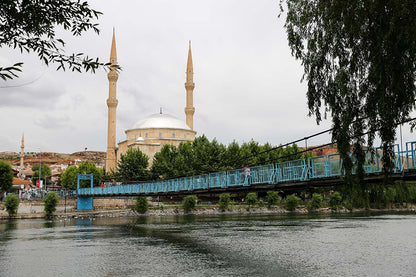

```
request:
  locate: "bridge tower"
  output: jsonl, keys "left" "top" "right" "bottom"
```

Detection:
{"left": 105, "top": 29, "right": 119, "bottom": 172}
{"left": 185, "top": 41, "right": 195, "bottom": 130}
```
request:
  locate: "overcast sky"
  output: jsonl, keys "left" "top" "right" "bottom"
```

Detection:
{"left": 0, "top": 0, "right": 414, "bottom": 154}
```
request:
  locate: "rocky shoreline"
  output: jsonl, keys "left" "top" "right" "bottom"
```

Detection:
{"left": 1, "top": 205, "right": 415, "bottom": 220}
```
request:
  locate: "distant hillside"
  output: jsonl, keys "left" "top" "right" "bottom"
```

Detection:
{"left": 0, "top": 151, "right": 106, "bottom": 166}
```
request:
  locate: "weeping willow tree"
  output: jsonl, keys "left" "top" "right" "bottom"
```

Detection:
{"left": 281, "top": 1, "right": 416, "bottom": 206}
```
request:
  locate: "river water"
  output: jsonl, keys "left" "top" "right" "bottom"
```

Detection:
{"left": 0, "top": 213, "right": 415, "bottom": 277}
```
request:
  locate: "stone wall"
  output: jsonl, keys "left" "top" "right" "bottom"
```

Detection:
{"left": 92, "top": 197, "right": 135, "bottom": 209}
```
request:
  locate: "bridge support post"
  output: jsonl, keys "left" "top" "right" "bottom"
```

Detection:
{"left": 76, "top": 174, "right": 94, "bottom": 210}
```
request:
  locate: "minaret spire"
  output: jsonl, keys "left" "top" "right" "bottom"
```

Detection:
{"left": 105, "top": 29, "right": 119, "bottom": 172}
{"left": 185, "top": 41, "right": 195, "bottom": 130}
{"left": 19, "top": 134, "right": 24, "bottom": 178}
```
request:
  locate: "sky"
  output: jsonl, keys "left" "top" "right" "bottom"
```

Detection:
{"left": 0, "top": 0, "right": 414, "bottom": 154}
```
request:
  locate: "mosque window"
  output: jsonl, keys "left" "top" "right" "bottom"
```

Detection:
{"left": 172, "top": 132, "right": 175, "bottom": 138}
{"left": 159, "top": 132, "right": 162, "bottom": 138}
{"left": 134, "top": 134, "right": 137, "bottom": 140}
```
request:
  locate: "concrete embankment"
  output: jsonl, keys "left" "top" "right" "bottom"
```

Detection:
{"left": 1, "top": 202, "right": 416, "bottom": 220}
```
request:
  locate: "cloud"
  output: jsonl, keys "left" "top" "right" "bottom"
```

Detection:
{"left": 34, "top": 114, "right": 70, "bottom": 129}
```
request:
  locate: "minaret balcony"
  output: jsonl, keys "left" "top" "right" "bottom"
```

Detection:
{"left": 107, "top": 98, "right": 118, "bottom": 108}
{"left": 185, "top": 82, "right": 195, "bottom": 90}
{"left": 107, "top": 71, "right": 119, "bottom": 82}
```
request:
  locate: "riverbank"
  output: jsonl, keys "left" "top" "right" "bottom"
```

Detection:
{"left": 1, "top": 203, "right": 415, "bottom": 220}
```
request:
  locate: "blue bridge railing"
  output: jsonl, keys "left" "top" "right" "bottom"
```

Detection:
{"left": 76, "top": 141, "right": 416, "bottom": 196}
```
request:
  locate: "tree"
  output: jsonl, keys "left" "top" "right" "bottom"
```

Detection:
{"left": 60, "top": 161, "right": 103, "bottom": 189}
{"left": 246, "top": 192, "right": 258, "bottom": 207}
{"left": 266, "top": 191, "right": 279, "bottom": 208}
{"left": 116, "top": 148, "right": 149, "bottom": 182}
{"left": 282, "top": 1, "right": 416, "bottom": 202}
{"left": 285, "top": 194, "right": 300, "bottom": 212}
{"left": 307, "top": 193, "right": 323, "bottom": 211}
{"left": 0, "top": 161, "right": 13, "bottom": 193}
{"left": 31, "top": 164, "right": 51, "bottom": 185}
{"left": 219, "top": 193, "right": 231, "bottom": 211}
{"left": 60, "top": 165, "right": 79, "bottom": 190}
{"left": 329, "top": 192, "right": 343, "bottom": 210}
{"left": 44, "top": 192, "right": 59, "bottom": 218}
{"left": 182, "top": 195, "right": 197, "bottom": 213}
{"left": 134, "top": 196, "right": 149, "bottom": 214}
{"left": 0, "top": 0, "right": 115, "bottom": 81}
{"left": 5, "top": 194, "right": 19, "bottom": 216}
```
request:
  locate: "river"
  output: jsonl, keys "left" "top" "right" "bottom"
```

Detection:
{"left": 0, "top": 213, "right": 415, "bottom": 276}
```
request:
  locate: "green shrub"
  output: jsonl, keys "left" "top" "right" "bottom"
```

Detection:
{"left": 285, "top": 194, "right": 300, "bottom": 211}
{"left": 307, "top": 193, "right": 323, "bottom": 211}
{"left": 182, "top": 195, "right": 197, "bottom": 213}
{"left": 5, "top": 194, "right": 19, "bottom": 216}
{"left": 134, "top": 196, "right": 149, "bottom": 214}
{"left": 219, "top": 193, "right": 231, "bottom": 211}
{"left": 246, "top": 192, "right": 258, "bottom": 207}
{"left": 44, "top": 192, "right": 59, "bottom": 217}
{"left": 329, "top": 191, "right": 342, "bottom": 210}
{"left": 344, "top": 201, "right": 353, "bottom": 211}
{"left": 266, "top": 191, "right": 279, "bottom": 208}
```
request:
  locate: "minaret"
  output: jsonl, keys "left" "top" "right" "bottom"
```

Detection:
{"left": 19, "top": 134, "right": 24, "bottom": 177}
{"left": 185, "top": 41, "right": 195, "bottom": 130}
{"left": 105, "top": 29, "right": 119, "bottom": 172}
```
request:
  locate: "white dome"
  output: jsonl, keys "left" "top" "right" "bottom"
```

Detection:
{"left": 131, "top": 113, "right": 191, "bottom": 130}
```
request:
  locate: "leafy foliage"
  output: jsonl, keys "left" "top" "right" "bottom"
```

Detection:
{"left": 0, "top": 161, "right": 13, "bottom": 193}
{"left": 307, "top": 193, "right": 323, "bottom": 211}
{"left": 5, "top": 194, "right": 19, "bottom": 216}
{"left": 0, "top": 0, "right": 115, "bottom": 81}
{"left": 115, "top": 148, "right": 149, "bottom": 181}
{"left": 151, "top": 135, "right": 304, "bottom": 179}
{"left": 44, "top": 192, "right": 59, "bottom": 217}
{"left": 219, "top": 193, "right": 231, "bottom": 211}
{"left": 134, "top": 196, "right": 149, "bottom": 214}
{"left": 285, "top": 194, "right": 300, "bottom": 211}
{"left": 246, "top": 192, "right": 258, "bottom": 207}
{"left": 182, "top": 195, "right": 197, "bottom": 213}
{"left": 31, "top": 164, "right": 51, "bottom": 185}
{"left": 60, "top": 161, "right": 103, "bottom": 189}
{"left": 266, "top": 191, "right": 280, "bottom": 208}
{"left": 329, "top": 192, "right": 343, "bottom": 210}
{"left": 282, "top": 0, "right": 416, "bottom": 198}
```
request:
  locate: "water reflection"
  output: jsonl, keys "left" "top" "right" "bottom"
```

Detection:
{"left": 43, "top": 220, "right": 56, "bottom": 229}
{"left": 0, "top": 213, "right": 415, "bottom": 277}
{"left": 0, "top": 220, "right": 17, "bottom": 241}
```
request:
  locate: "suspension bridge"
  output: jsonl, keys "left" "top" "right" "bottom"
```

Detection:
{"left": 75, "top": 140, "right": 416, "bottom": 209}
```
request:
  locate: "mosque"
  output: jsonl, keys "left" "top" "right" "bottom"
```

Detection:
{"left": 105, "top": 31, "right": 197, "bottom": 172}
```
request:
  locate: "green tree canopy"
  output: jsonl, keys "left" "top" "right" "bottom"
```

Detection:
{"left": 0, "top": 0, "right": 112, "bottom": 81}
{"left": 151, "top": 135, "right": 304, "bottom": 179}
{"left": 0, "top": 161, "right": 13, "bottom": 193}
{"left": 115, "top": 148, "right": 149, "bottom": 182}
{"left": 282, "top": 1, "right": 416, "bottom": 193}
{"left": 60, "top": 161, "right": 103, "bottom": 189}
{"left": 31, "top": 164, "right": 51, "bottom": 184}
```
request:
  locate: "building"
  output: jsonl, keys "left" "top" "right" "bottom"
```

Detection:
{"left": 105, "top": 33, "right": 197, "bottom": 171}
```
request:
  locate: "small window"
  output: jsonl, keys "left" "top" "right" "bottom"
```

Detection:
{"left": 145, "top": 133, "right": 148, "bottom": 138}
{"left": 184, "top": 134, "right": 187, "bottom": 139}
{"left": 159, "top": 132, "right": 162, "bottom": 138}
{"left": 134, "top": 134, "right": 137, "bottom": 140}
{"left": 172, "top": 132, "right": 175, "bottom": 138}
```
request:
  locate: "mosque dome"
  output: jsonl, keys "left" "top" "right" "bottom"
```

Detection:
{"left": 131, "top": 113, "right": 191, "bottom": 131}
